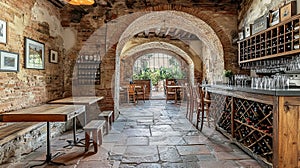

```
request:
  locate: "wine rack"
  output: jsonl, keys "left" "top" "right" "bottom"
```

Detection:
{"left": 76, "top": 55, "right": 101, "bottom": 85}
{"left": 238, "top": 14, "right": 300, "bottom": 67}
{"left": 207, "top": 86, "right": 300, "bottom": 168}
{"left": 216, "top": 96, "right": 232, "bottom": 134}
{"left": 233, "top": 98, "right": 273, "bottom": 164}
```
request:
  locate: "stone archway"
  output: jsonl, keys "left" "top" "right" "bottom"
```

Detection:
{"left": 72, "top": 6, "right": 234, "bottom": 113}
{"left": 120, "top": 41, "right": 196, "bottom": 85}
{"left": 113, "top": 10, "right": 227, "bottom": 112}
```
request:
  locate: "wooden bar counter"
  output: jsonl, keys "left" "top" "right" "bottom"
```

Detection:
{"left": 206, "top": 84, "right": 300, "bottom": 168}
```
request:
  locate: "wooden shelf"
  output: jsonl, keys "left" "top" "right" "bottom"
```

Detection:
{"left": 76, "top": 60, "right": 101, "bottom": 85}
{"left": 238, "top": 14, "right": 300, "bottom": 65}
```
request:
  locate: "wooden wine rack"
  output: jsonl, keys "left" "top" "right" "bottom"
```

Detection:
{"left": 233, "top": 98, "right": 273, "bottom": 164}
{"left": 238, "top": 14, "right": 300, "bottom": 66}
{"left": 207, "top": 85, "right": 300, "bottom": 168}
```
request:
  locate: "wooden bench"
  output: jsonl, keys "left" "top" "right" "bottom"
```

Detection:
{"left": 98, "top": 110, "right": 113, "bottom": 134}
{"left": 83, "top": 120, "right": 105, "bottom": 153}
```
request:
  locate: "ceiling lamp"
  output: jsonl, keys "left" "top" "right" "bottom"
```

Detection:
{"left": 66, "top": 0, "right": 94, "bottom": 5}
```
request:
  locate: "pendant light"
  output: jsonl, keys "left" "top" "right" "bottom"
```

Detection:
{"left": 66, "top": 0, "right": 94, "bottom": 5}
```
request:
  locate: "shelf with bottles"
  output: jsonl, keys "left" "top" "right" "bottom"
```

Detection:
{"left": 238, "top": 14, "right": 300, "bottom": 65}
{"left": 76, "top": 54, "right": 101, "bottom": 85}
{"left": 233, "top": 97, "right": 273, "bottom": 164}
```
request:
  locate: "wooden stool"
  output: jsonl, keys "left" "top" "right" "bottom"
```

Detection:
{"left": 98, "top": 111, "right": 113, "bottom": 134}
{"left": 83, "top": 120, "right": 105, "bottom": 153}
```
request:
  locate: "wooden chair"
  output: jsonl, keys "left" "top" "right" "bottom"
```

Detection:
{"left": 135, "top": 85, "right": 146, "bottom": 102}
{"left": 127, "top": 84, "right": 136, "bottom": 104}
{"left": 191, "top": 83, "right": 210, "bottom": 131}
{"left": 184, "top": 83, "right": 192, "bottom": 121}
{"left": 165, "top": 79, "right": 177, "bottom": 103}
{"left": 194, "top": 84, "right": 210, "bottom": 131}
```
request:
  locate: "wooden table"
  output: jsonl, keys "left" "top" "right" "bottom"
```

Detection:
{"left": 0, "top": 104, "right": 85, "bottom": 167}
{"left": 48, "top": 96, "right": 104, "bottom": 147}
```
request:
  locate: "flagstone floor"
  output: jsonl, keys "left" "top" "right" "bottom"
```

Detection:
{"left": 1, "top": 100, "right": 263, "bottom": 168}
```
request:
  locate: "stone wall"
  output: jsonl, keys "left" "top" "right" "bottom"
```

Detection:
{"left": 0, "top": 0, "right": 67, "bottom": 164}
{"left": 0, "top": 0, "right": 65, "bottom": 112}
{"left": 238, "top": 0, "right": 286, "bottom": 30}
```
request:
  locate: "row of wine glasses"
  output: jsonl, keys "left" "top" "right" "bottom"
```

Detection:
{"left": 251, "top": 74, "right": 289, "bottom": 90}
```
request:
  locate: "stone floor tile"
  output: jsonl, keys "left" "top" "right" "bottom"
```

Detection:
{"left": 136, "top": 163, "right": 161, "bottom": 168}
{"left": 122, "top": 146, "right": 159, "bottom": 163}
{"left": 183, "top": 135, "right": 209, "bottom": 145}
{"left": 196, "top": 154, "right": 216, "bottom": 161}
{"left": 110, "top": 145, "right": 127, "bottom": 155}
{"left": 236, "top": 159, "right": 263, "bottom": 168}
{"left": 176, "top": 145, "right": 211, "bottom": 155}
{"left": 161, "top": 162, "right": 200, "bottom": 168}
{"left": 208, "top": 143, "right": 234, "bottom": 152}
{"left": 123, "top": 128, "right": 151, "bottom": 137}
{"left": 214, "top": 151, "right": 252, "bottom": 160}
{"left": 198, "top": 160, "right": 240, "bottom": 168}
{"left": 76, "top": 160, "right": 111, "bottom": 168}
{"left": 158, "top": 146, "right": 182, "bottom": 162}
{"left": 180, "top": 155, "right": 199, "bottom": 162}
{"left": 149, "top": 136, "right": 186, "bottom": 146}
{"left": 103, "top": 133, "right": 127, "bottom": 143}
{"left": 126, "top": 137, "right": 149, "bottom": 146}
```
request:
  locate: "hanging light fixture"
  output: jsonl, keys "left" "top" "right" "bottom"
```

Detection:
{"left": 66, "top": 0, "right": 94, "bottom": 5}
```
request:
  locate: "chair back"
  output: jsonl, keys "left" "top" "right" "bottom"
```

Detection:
{"left": 127, "top": 84, "right": 136, "bottom": 94}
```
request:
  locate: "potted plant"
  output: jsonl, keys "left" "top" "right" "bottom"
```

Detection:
{"left": 223, "top": 70, "right": 233, "bottom": 84}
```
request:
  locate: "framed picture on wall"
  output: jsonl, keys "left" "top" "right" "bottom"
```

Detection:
{"left": 0, "top": 19, "right": 7, "bottom": 44}
{"left": 244, "top": 25, "right": 252, "bottom": 38}
{"left": 269, "top": 9, "right": 280, "bottom": 26}
{"left": 25, "top": 37, "right": 45, "bottom": 69}
{"left": 49, "top": 49, "right": 58, "bottom": 63}
{"left": 0, "top": 50, "right": 19, "bottom": 72}
{"left": 280, "top": 1, "right": 297, "bottom": 22}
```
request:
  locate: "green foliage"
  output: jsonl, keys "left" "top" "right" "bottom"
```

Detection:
{"left": 132, "top": 67, "right": 185, "bottom": 85}
{"left": 223, "top": 70, "right": 233, "bottom": 77}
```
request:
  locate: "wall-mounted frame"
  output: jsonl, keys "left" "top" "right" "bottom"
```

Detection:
{"left": 269, "top": 9, "right": 280, "bottom": 26}
{"left": 244, "top": 24, "right": 252, "bottom": 38}
{"left": 252, "top": 14, "right": 269, "bottom": 35}
{"left": 238, "top": 30, "right": 244, "bottom": 40}
{"left": 0, "top": 50, "right": 19, "bottom": 72}
{"left": 280, "top": 1, "right": 297, "bottom": 22}
{"left": 0, "top": 19, "right": 7, "bottom": 44}
{"left": 49, "top": 49, "right": 58, "bottom": 63}
{"left": 25, "top": 37, "right": 45, "bottom": 69}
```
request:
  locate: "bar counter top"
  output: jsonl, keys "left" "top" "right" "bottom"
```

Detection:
{"left": 205, "top": 84, "right": 300, "bottom": 96}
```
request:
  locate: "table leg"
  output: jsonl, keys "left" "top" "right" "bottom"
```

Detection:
{"left": 64, "top": 117, "right": 84, "bottom": 148}
{"left": 30, "top": 122, "right": 65, "bottom": 168}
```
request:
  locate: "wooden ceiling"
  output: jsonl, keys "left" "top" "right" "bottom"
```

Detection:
{"left": 48, "top": 0, "right": 244, "bottom": 9}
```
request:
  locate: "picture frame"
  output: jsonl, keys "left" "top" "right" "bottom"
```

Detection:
{"left": 0, "top": 50, "right": 19, "bottom": 72}
{"left": 0, "top": 19, "right": 7, "bottom": 44}
{"left": 269, "top": 9, "right": 280, "bottom": 26}
{"left": 252, "top": 14, "right": 269, "bottom": 35}
{"left": 244, "top": 24, "right": 252, "bottom": 38}
{"left": 49, "top": 49, "right": 58, "bottom": 63}
{"left": 238, "top": 31, "right": 244, "bottom": 40}
{"left": 280, "top": 1, "right": 297, "bottom": 22}
{"left": 25, "top": 37, "right": 45, "bottom": 69}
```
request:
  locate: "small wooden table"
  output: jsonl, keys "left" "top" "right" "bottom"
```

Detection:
{"left": 0, "top": 104, "right": 85, "bottom": 167}
{"left": 48, "top": 96, "right": 104, "bottom": 147}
